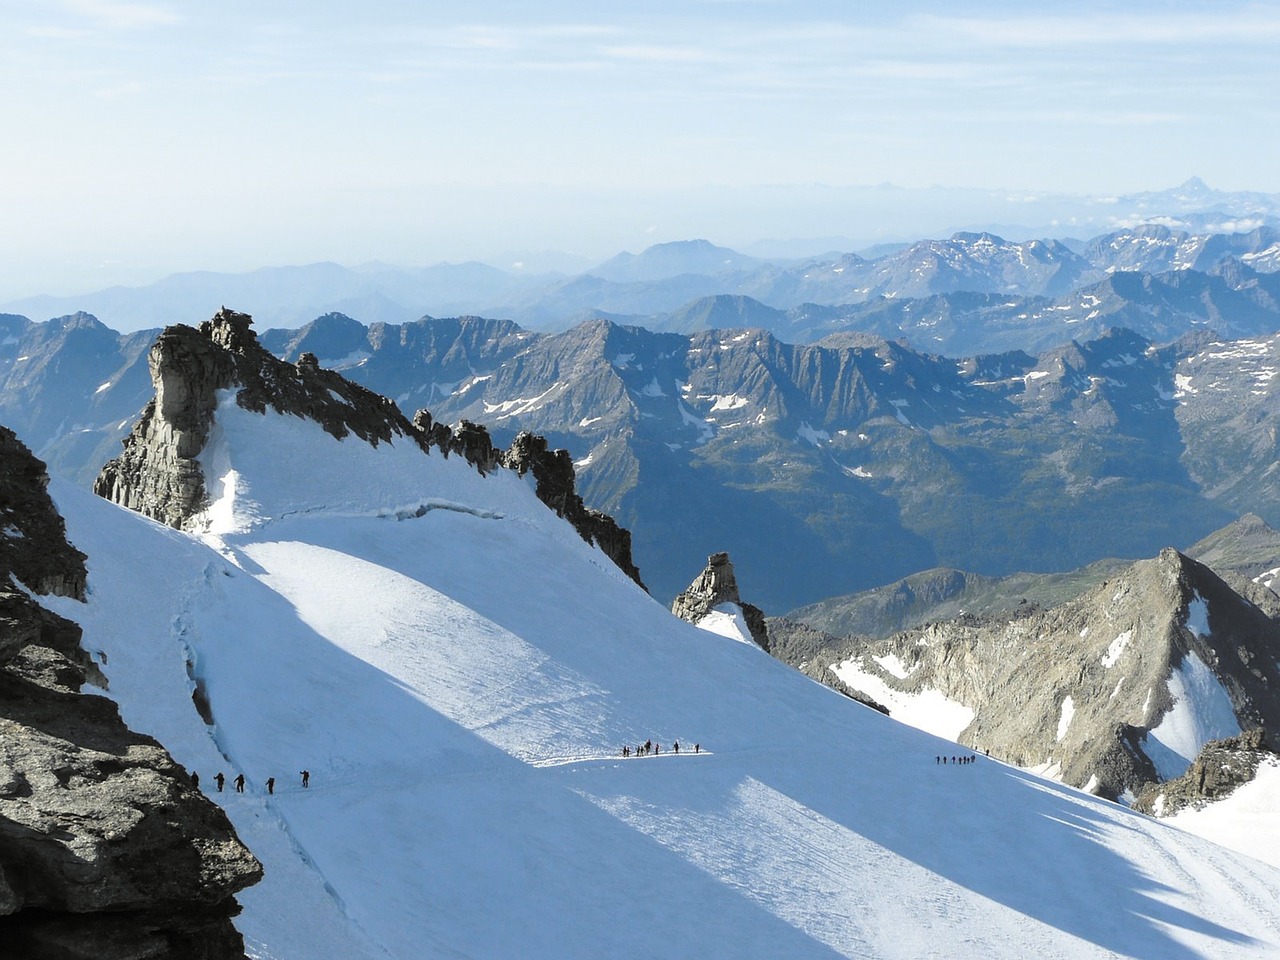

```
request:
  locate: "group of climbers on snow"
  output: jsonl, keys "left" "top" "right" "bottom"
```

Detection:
{"left": 621, "top": 739, "right": 701, "bottom": 758}
{"left": 191, "top": 768, "right": 310, "bottom": 794}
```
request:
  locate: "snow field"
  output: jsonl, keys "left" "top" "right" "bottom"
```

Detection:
{"left": 40, "top": 403, "right": 1280, "bottom": 959}
{"left": 831, "top": 657, "right": 975, "bottom": 741}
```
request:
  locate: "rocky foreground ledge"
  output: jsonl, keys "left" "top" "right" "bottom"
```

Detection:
{"left": 0, "top": 425, "right": 262, "bottom": 959}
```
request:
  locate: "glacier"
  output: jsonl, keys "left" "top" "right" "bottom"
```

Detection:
{"left": 38, "top": 398, "right": 1280, "bottom": 959}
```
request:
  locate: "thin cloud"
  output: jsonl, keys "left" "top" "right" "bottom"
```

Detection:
{"left": 916, "top": 10, "right": 1280, "bottom": 47}
{"left": 58, "top": 0, "right": 178, "bottom": 29}
{"left": 600, "top": 44, "right": 727, "bottom": 65}
{"left": 94, "top": 79, "right": 145, "bottom": 99}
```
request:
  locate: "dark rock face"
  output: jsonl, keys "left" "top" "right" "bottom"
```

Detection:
{"left": 671, "top": 552, "right": 770, "bottom": 652}
{"left": 1, "top": 428, "right": 262, "bottom": 958}
{"left": 503, "top": 431, "right": 645, "bottom": 590}
{"left": 1134, "top": 729, "right": 1279, "bottom": 817}
{"left": 0, "top": 426, "right": 88, "bottom": 601}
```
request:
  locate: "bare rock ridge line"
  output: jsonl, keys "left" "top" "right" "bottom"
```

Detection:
{"left": 786, "top": 545, "right": 1280, "bottom": 803}
{"left": 94, "top": 307, "right": 645, "bottom": 589}
{"left": 671, "top": 551, "right": 771, "bottom": 652}
{"left": 0, "top": 425, "right": 263, "bottom": 959}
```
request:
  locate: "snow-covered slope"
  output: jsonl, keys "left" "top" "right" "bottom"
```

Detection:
{"left": 1166, "top": 761, "right": 1280, "bottom": 869}
{"left": 44, "top": 402, "right": 1280, "bottom": 958}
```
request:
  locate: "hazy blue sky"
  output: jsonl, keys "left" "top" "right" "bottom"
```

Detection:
{"left": 3, "top": 0, "right": 1279, "bottom": 297}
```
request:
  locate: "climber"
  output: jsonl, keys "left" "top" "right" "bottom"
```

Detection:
{"left": 215, "top": 772, "right": 225, "bottom": 792}
{"left": 191, "top": 771, "right": 199, "bottom": 789}
{"left": 301, "top": 769, "right": 310, "bottom": 788}
{"left": 674, "top": 740, "right": 680, "bottom": 754}
{"left": 266, "top": 777, "right": 275, "bottom": 795}
{"left": 235, "top": 773, "right": 245, "bottom": 793}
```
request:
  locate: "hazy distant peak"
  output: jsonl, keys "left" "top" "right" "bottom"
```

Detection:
{"left": 1178, "top": 176, "right": 1212, "bottom": 196}
{"left": 587, "top": 239, "right": 763, "bottom": 284}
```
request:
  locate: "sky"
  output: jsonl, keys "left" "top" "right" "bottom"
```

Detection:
{"left": 3, "top": 0, "right": 1280, "bottom": 299}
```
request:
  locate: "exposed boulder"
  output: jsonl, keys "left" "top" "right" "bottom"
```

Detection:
{"left": 0, "top": 425, "right": 88, "bottom": 600}
{"left": 671, "top": 552, "right": 770, "bottom": 652}
{"left": 2, "top": 428, "right": 262, "bottom": 958}
{"left": 1133, "top": 728, "right": 1279, "bottom": 817}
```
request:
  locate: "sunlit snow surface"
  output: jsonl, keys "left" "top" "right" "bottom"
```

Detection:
{"left": 1144, "top": 651, "right": 1241, "bottom": 780}
{"left": 1167, "top": 762, "right": 1280, "bottom": 870}
{"left": 831, "top": 658, "right": 975, "bottom": 741}
{"left": 42, "top": 402, "right": 1280, "bottom": 959}
{"left": 696, "top": 602, "right": 756, "bottom": 644}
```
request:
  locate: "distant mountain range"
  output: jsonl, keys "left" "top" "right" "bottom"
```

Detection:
{"left": 777, "top": 513, "right": 1280, "bottom": 641}
{"left": 13, "top": 306, "right": 1280, "bottom": 611}
{"left": 6, "top": 213, "right": 1280, "bottom": 343}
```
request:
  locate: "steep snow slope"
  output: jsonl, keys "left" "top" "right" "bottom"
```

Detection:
{"left": 44, "top": 402, "right": 1280, "bottom": 959}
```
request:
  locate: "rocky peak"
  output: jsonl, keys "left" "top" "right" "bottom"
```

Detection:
{"left": 806, "top": 544, "right": 1280, "bottom": 801}
{"left": 671, "top": 552, "right": 770, "bottom": 652}
{"left": 95, "top": 309, "right": 647, "bottom": 586}
{"left": 96, "top": 308, "right": 431, "bottom": 528}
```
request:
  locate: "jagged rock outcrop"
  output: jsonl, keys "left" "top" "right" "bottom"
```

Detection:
{"left": 671, "top": 552, "right": 770, "bottom": 651}
{"left": 95, "top": 309, "right": 646, "bottom": 586}
{"left": 95, "top": 308, "right": 424, "bottom": 527}
{"left": 1, "top": 427, "right": 262, "bottom": 958}
{"left": 1133, "top": 728, "right": 1279, "bottom": 817}
{"left": 503, "top": 431, "right": 645, "bottom": 589}
{"left": 411, "top": 410, "right": 502, "bottom": 475}
{"left": 798, "top": 547, "right": 1280, "bottom": 801}
{"left": 0, "top": 427, "right": 88, "bottom": 601}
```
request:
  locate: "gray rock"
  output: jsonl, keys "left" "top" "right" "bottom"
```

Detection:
{"left": 671, "top": 552, "right": 770, "bottom": 652}
{"left": 0, "top": 425, "right": 88, "bottom": 601}
{"left": 786, "top": 547, "right": 1280, "bottom": 801}
{"left": 1134, "top": 728, "right": 1278, "bottom": 817}
{"left": 503, "top": 431, "right": 645, "bottom": 589}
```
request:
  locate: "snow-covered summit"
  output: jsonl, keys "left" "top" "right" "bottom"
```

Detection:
{"left": 94, "top": 307, "right": 644, "bottom": 584}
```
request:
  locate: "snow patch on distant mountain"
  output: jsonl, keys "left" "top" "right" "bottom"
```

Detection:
{"left": 831, "top": 657, "right": 974, "bottom": 740}
{"left": 1143, "top": 651, "right": 1241, "bottom": 780}
{"left": 1056, "top": 696, "right": 1076, "bottom": 742}
{"left": 1101, "top": 630, "right": 1132, "bottom": 668}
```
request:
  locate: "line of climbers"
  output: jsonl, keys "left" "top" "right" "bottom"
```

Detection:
{"left": 190, "top": 769, "right": 311, "bottom": 794}
{"left": 621, "top": 739, "right": 701, "bottom": 758}
{"left": 936, "top": 755, "right": 980, "bottom": 765}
